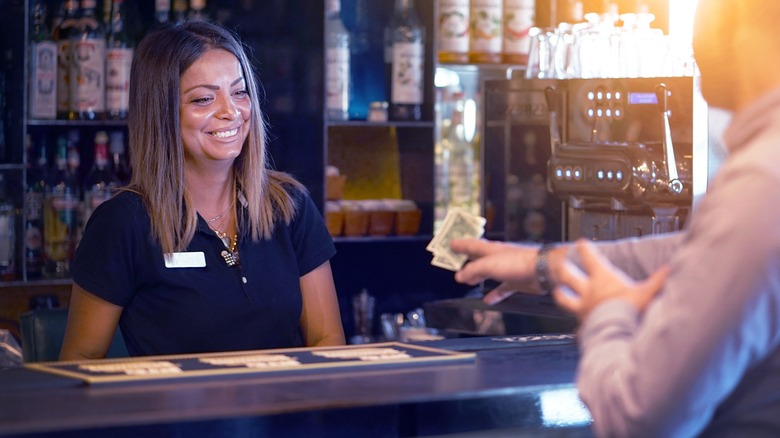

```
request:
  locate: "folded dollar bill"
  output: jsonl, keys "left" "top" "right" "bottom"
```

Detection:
{"left": 427, "top": 208, "right": 486, "bottom": 271}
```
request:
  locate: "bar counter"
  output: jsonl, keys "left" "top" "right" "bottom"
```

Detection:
{"left": 0, "top": 336, "right": 592, "bottom": 437}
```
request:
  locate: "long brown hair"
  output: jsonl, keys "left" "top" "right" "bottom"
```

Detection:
{"left": 127, "top": 20, "right": 303, "bottom": 254}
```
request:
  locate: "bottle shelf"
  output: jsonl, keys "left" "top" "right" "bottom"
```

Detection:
{"left": 26, "top": 119, "right": 128, "bottom": 127}
{"left": 0, "top": 278, "right": 72, "bottom": 289}
{"left": 325, "top": 120, "right": 435, "bottom": 129}
{"left": 333, "top": 235, "right": 432, "bottom": 244}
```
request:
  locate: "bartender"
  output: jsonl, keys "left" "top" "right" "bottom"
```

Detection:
{"left": 60, "top": 20, "right": 345, "bottom": 360}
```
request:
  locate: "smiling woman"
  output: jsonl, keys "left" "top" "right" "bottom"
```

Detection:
{"left": 179, "top": 49, "right": 250, "bottom": 171}
{"left": 59, "top": 20, "right": 345, "bottom": 360}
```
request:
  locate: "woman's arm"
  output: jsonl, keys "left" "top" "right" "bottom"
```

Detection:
{"left": 299, "top": 260, "right": 345, "bottom": 347}
{"left": 59, "top": 284, "right": 123, "bottom": 361}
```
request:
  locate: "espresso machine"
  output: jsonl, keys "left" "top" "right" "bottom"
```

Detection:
{"left": 546, "top": 76, "right": 706, "bottom": 240}
{"left": 482, "top": 74, "right": 718, "bottom": 242}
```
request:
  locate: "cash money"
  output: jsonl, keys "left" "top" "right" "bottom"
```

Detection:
{"left": 427, "top": 208, "right": 486, "bottom": 271}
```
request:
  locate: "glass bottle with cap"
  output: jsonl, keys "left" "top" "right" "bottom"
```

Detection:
{"left": 385, "top": 0, "right": 425, "bottom": 121}
{"left": 367, "top": 101, "right": 388, "bottom": 122}
{"left": 325, "top": 0, "right": 350, "bottom": 121}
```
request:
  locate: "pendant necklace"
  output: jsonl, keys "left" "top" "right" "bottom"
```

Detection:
{"left": 204, "top": 181, "right": 239, "bottom": 266}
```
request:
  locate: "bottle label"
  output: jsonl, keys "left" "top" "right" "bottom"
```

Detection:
{"left": 156, "top": 0, "right": 171, "bottom": 12}
{"left": 391, "top": 42, "right": 424, "bottom": 105}
{"left": 450, "top": 160, "right": 473, "bottom": 205}
{"left": 438, "top": 0, "right": 470, "bottom": 54}
{"left": 106, "top": 47, "right": 133, "bottom": 114}
{"left": 503, "top": 0, "right": 535, "bottom": 56}
{"left": 24, "top": 191, "right": 44, "bottom": 266}
{"left": 70, "top": 37, "right": 106, "bottom": 112}
{"left": 470, "top": 0, "right": 503, "bottom": 54}
{"left": 44, "top": 195, "right": 79, "bottom": 263}
{"left": 0, "top": 214, "right": 13, "bottom": 269}
{"left": 25, "top": 225, "right": 43, "bottom": 255}
{"left": 325, "top": 46, "right": 350, "bottom": 113}
{"left": 24, "top": 191, "right": 44, "bottom": 221}
{"left": 30, "top": 41, "right": 58, "bottom": 119}
{"left": 325, "top": 0, "right": 340, "bottom": 14}
{"left": 56, "top": 39, "right": 71, "bottom": 113}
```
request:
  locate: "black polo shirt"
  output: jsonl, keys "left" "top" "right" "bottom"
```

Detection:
{"left": 72, "top": 190, "right": 336, "bottom": 357}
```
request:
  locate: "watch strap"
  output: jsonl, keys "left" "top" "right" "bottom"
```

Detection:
{"left": 535, "top": 243, "right": 556, "bottom": 295}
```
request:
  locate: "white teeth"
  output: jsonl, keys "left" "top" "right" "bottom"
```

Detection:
{"left": 211, "top": 128, "right": 238, "bottom": 139}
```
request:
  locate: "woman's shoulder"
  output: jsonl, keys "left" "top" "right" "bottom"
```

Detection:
{"left": 81, "top": 190, "right": 151, "bottom": 242}
{"left": 105, "top": 189, "right": 146, "bottom": 210}
{"left": 90, "top": 190, "right": 149, "bottom": 223}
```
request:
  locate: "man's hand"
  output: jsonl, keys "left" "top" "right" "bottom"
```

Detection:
{"left": 553, "top": 239, "right": 669, "bottom": 320}
{"left": 451, "top": 238, "right": 540, "bottom": 305}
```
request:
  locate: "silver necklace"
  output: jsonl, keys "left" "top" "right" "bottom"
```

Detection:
{"left": 207, "top": 200, "right": 235, "bottom": 223}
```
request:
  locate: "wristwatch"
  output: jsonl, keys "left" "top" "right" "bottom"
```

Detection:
{"left": 535, "top": 243, "right": 555, "bottom": 295}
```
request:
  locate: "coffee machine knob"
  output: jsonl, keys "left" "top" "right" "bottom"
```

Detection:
{"left": 669, "top": 179, "right": 684, "bottom": 195}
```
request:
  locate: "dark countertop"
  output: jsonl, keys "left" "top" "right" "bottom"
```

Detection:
{"left": 0, "top": 336, "right": 592, "bottom": 437}
{"left": 424, "top": 295, "right": 579, "bottom": 336}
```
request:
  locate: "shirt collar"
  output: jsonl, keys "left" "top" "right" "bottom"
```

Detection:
{"left": 722, "top": 86, "right": 780, "bottom": 153}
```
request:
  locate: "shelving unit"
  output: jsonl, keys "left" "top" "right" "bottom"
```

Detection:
{"left": 323, "top": 0, "right": 437, "bottom": 242}
{"left": 0, "top": 0, "right": 325, "bottom": 286}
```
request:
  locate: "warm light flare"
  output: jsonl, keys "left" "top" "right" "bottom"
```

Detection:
{"left": 669, "top": 0, "right": 699, "bottom": 44}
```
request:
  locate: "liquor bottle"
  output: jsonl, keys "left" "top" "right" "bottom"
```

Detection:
{"left": 188, "top": 0, "right": 209, "bottom": 21}
{"left": 441, "top": 93, "right": 476, "bottom": 213}
{"left": 106, "top": 0, "right": 133, "bottom": 120}
{"left": 83, "top": 131, "right": 119, "bottom": 227}
{"left": 53, "top": 0, "right": 80, "bottom": 120}
{"left": 50, "top": 1, "right": 64, "bottom": 33}
{"left": 70, "top": 0, "right": 106, "bottom": 120}
{"left": 67, "top": 134, "right": 81, "bottom": 180}
{"left": 155, "top": 0, "right": 171, "bottom": 23}
{"left": 43, "top": 137, "right": 81, "bottom": 279}
{"left": 325, "top": 0, "right": 350, "bottom": 121}
{"left": 29, "top": 0, "right": 57, "bottom": 119}
{"left": 385, "top": 0, "right": 425, "bottom": 121}
{"left": 503, "top": 0, "right": 534, "bottom": 65}
{"left": 24, "top": 134, "right": 48, "bottom": 280}
{"left": 0, "top": 173, "right": 15, "bottom": 281}
{"left": 437, "top": 0, "right": 470, "bottom": 64}
{"left": 109, "top": 130, "right": 131, "bottom": 185}
{"left": 172, "top": 0, "right": 188, "bottom": 24}
{"left": 469, "top": 0, "right": 503, "bottom": 64}
{"left": 346, "top": 0, "right": 387, "bottom": 120}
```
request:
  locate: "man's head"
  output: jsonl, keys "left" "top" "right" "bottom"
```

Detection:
{"left": 693, "top": 0, "right": 780, "bottom": 111}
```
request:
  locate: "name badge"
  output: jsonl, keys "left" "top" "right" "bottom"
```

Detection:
{"left": 164, "top": 252, "right": 206, "bottom": 268}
